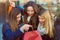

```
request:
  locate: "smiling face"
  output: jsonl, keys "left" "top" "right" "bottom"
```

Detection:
{"left": 16, "top": 13, "right": 21, "bottom": 23}
{"left": 38, "top": 16, "right": 45, "bottom": 25}
{"left": 10, "top": 2, "right": 15, "bottom": 7}
{"left": 27, "top": 6, "right": 34, "bottom": 16}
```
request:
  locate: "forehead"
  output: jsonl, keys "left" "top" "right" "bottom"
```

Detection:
{"left": 27, "top": 6, "right": 34, "bottom": 10}
{"left": 10, "top": 2, "right": 15, "bottom": 5}
{"left": 38, "top": 15, "right": 45, "bottom": 18}
{"left": 17, "top": 13, "right": 21, "bottom": 17}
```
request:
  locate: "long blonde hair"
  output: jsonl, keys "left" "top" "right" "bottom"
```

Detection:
{"left": 41, "top": 10, "right": 54, "bottom": 38}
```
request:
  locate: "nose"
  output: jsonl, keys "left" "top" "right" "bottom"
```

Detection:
{"left": 29, "top": 11, "right": 32, "bottom": 14}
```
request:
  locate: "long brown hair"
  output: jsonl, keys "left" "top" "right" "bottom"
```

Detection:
{"left": 24, "top": 1, "right": 39, "bottom": 30}
{"left": 9, "top": 7, "right": 21, "bottom": 32}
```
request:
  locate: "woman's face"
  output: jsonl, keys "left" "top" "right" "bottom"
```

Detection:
{"left": 10, "top": 2, "right": 15, "bottom": 7}
{"left": 17, "top": 13, "right": 21, "bottom": 23}
{"left": 27, "top": 6, "right": 34, "bottom": 16}
{"left": 38, "top": 16, "right": 45, "bottom": 24}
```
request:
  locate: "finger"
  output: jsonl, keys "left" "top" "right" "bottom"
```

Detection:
{"left": 25, "top": 24, "right": 32, "bottom": 27}
{"left": 26, "top": 25, "right": 32, "bottom": 27}
{"left": 25, "top": 28, "right": 29, "bottom": 31}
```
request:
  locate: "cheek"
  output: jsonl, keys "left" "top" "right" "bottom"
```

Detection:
{"left": 39, "top": 19, "right": 45, "bottom": 22}
{"left": 27, "top": 11, "right": 30, "bottom": 14}
{"left": 42, "top": 20, "right": 45, "bottom": 22}
{"left": 17, "top": 18, "right": 21, "bottom": 21}
{"left": 27, "top": 11, "right": 34, "bottom": 15}
{"left": 32, "top": 12, "right": 34, "bottom": 14}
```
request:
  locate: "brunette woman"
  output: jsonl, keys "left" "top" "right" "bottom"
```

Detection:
{"left": 2, "top": 7, "right": 32, "bottom": 40}
{"left": 23, "top": 1, "right": 39, "bottom": 31}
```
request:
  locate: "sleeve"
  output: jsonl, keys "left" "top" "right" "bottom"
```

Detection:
{"left": 2, "top": 23, "right": 24, "bottom": 40}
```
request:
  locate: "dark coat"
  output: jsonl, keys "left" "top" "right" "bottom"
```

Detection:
{"left": 54, "top": 18, "right": 60, "bottom": 40}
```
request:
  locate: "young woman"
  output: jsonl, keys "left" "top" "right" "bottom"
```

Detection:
{"left": 2, "top": 7, "right": 32, "bottom": 40}
{"left": 37, "top": 4, "right": 54, "bottom": 40}
{"left": 37, "top": 14, "right": 51, "bottom": 40}
{"left": 23, "top": 1, "right": 39, "bottom": 31}
{"left": 37, "top": 15, "right": 46, "bottom": 35}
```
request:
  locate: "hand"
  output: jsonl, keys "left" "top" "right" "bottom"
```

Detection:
{"left": 21, "top": 24, "right": 32, "bottom": 31}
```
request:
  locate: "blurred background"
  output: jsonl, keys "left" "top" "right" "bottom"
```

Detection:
{"left": 0, "top": 0, "right": 60, "bottom": 40}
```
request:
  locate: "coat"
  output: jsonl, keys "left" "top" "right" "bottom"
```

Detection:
{"left": 2, "top": 22, "right": 24, "bottom": 40}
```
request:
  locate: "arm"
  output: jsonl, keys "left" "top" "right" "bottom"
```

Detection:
{"left": 2, "top": 23, "right": 23, "bottom": 40}
{"left": 2, "top": 23, "right": 32, "bottom": 39}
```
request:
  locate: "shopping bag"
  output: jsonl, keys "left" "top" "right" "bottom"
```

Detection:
{"left": 23, "top": 30, "right": 42, "bottom": 40}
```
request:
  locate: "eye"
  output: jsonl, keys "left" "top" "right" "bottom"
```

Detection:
{"left": 17, "top": 17, "right": 20, "bottom": 18}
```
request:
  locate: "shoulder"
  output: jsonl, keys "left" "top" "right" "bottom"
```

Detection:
{"left": 2, "top": 22, "right": 11, "bottom": 33}
{"left": 3, "top": 22, "right": 9, "bottom": 27}
{"left": 3, "top": 22, "right": 10, "bottom": 30}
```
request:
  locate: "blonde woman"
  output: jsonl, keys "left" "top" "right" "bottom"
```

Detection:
{"left": 37, "top": 4, "right": 54, "bottom": 40}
